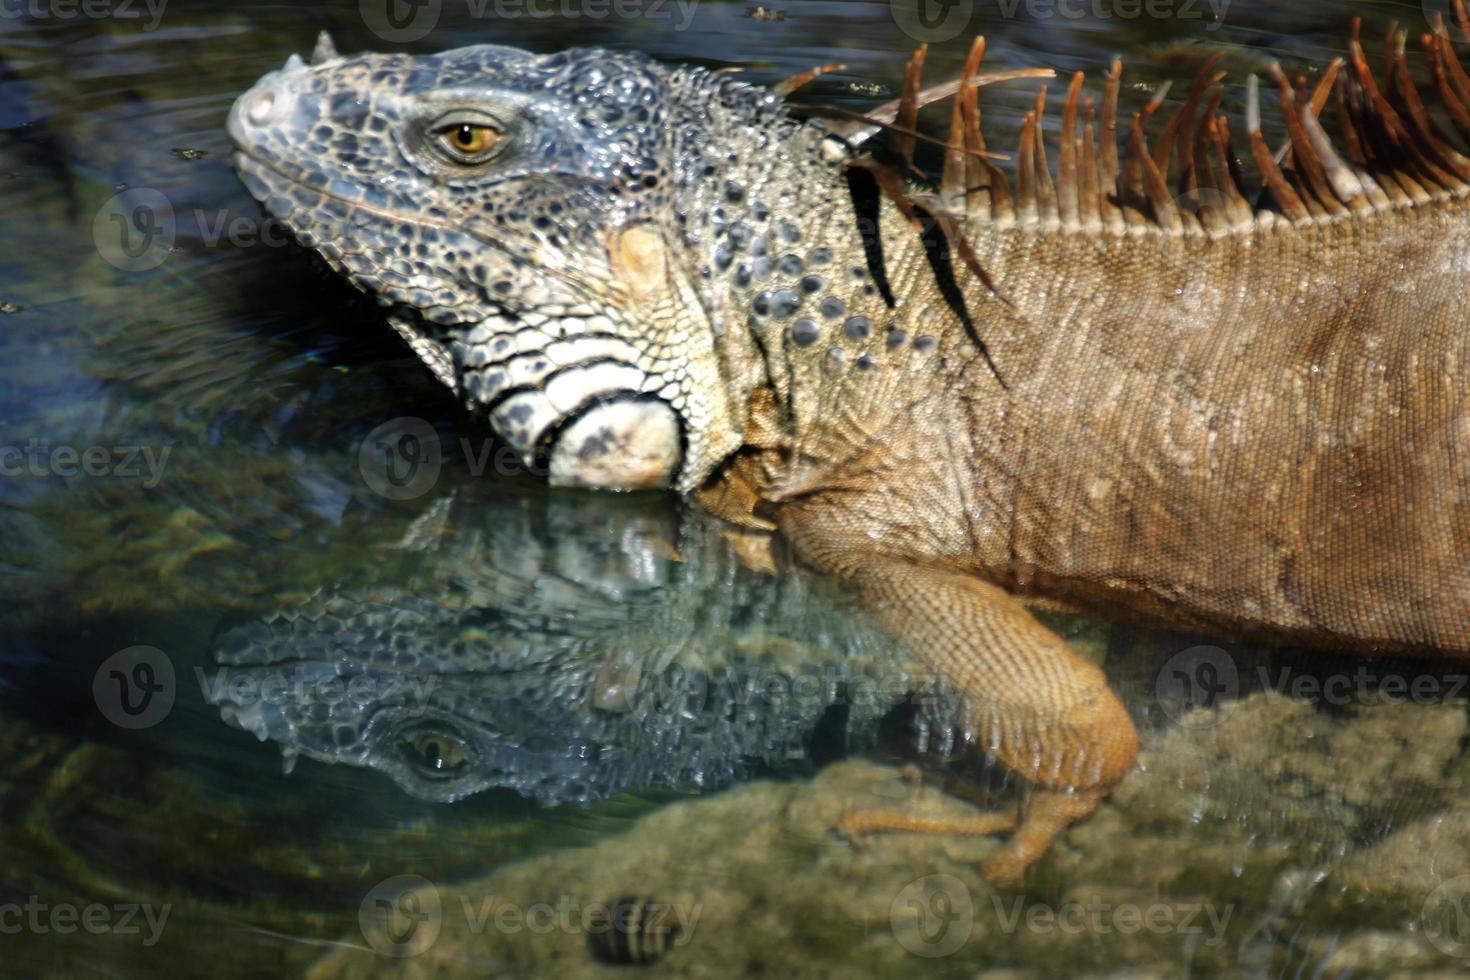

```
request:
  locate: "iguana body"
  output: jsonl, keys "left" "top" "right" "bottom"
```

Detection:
{"left": 228, "top": 16, "right": 1470, "bottom": 883}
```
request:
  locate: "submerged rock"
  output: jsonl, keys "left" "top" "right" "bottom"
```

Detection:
{"left": 309, "top": 691, "right": 1470, "bottom": 979}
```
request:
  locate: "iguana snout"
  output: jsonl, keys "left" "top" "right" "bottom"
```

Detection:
{"left": 228, "top": 35, "right": 766, "bottom": 491}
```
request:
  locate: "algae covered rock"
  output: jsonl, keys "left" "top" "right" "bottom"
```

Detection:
{"left": 309, "top": 688, "right": 1470, "bottom": 979}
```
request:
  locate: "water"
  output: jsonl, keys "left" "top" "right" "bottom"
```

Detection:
{"left": 3, "top": 0, "right": 1468, "bottom": 976}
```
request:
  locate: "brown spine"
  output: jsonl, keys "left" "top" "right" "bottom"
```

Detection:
{"left": 1059, "top": 72, "right": 1084, "bottom": 228}
{"left": 1269, "top": 62, "right": 1345, "bottom": 216}
{"left": 1032, "top": 87, "right": 1058, "bottom": 227}
{"left": 1129, "top": 111, "right": 1183, "bottom": 232}
{"left": 1247, "top": 74, "right": 1311, "bottom": 221}
{"left": 895, "top": 45, "right": 927, "bottom": 171}
{"left": 1016, "top": 112, "right": 1037, "bottom": 225}
{"left": 1080, "top": 100, "right": 1102, "bottom": 232}
{"left": 1101, "top": 59, "right": 1123, "bottom": 225}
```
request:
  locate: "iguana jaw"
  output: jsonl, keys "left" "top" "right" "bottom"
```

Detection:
{"left": 227, "top": 41, "right": 776, "bottom": 492}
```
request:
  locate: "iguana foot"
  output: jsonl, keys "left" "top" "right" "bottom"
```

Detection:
{"left": 836, "top": 806, "right": 1020, "bottom": 866}
{"left": 979, "top": 787, "right": 1107, "bottom": 885}
{"left": 836, "top": 786, "right": 1102, "bottom": 887}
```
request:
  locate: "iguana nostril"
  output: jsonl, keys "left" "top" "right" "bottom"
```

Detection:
{"left": 247, "top": 88, "right": 281, "bottom": 127}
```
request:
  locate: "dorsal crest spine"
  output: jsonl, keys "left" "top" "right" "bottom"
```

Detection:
{"left": 789, "top": 2, "right": 1470, "bottom": 240}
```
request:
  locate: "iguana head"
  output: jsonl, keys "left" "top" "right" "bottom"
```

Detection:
{"left": 229, "top": 35, "right": 828, "bottom": 491}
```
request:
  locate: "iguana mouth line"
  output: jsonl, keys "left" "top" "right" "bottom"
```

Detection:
{"left": 232, "top": 149, "right": 464, "bottom": 238}
{"left": 231, "top": 149, "right": 556, "bottom": 292}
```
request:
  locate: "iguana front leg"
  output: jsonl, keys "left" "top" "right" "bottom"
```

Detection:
{"left": 783, "top": 520, "right": 1139, "bottom": 885}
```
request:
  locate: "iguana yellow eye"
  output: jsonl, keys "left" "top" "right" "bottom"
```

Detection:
{"left": 436, "top": 122, "right": 501, "bottom": 162}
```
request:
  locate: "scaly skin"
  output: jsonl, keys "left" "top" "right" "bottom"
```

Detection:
{"left": 228, "top": 27, "right": 1470, "bottom": 884}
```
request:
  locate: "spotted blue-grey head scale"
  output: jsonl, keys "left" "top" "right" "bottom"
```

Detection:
{"left": 229, "top": 39, "right": 845, "bottom": 491}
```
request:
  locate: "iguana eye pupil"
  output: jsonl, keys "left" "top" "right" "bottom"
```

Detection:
{"left": 437, "top": 122, "right": 499, "bottom": 160}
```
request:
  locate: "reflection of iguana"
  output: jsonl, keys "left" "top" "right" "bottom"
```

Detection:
{"left": 208, "top": 488, "right": 964, "bottom": 804}
{"left": 228, "top": 13, "right": 1470, "bottom": 883}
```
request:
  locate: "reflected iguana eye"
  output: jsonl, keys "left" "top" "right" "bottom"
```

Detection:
{"left": 433, "top": 120, "right": 502, "bottom": 164}
{"left": 409, "top": 732, "right": 468, "bottom": 772}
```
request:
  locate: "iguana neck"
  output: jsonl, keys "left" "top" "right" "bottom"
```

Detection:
{"left": 689, "top": 142, "right": 994, "bottom": 463}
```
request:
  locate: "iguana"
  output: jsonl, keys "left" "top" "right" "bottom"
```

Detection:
{"left": 227, "top": 11, "right": 1470, "bottom": 885}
